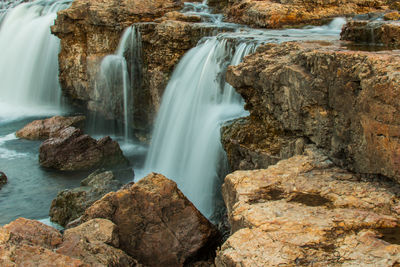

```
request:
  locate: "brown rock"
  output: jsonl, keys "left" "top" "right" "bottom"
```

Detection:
{"left": 225, "top": 41, "right": 400, "bottom": 182}
{"left": 225, "top": 0, "right": 390, "bottom": 28}
{"left": 216, "top": 148, "right": 400, "bottom": 266}
{"left": 384, "top": 11, "right": 400, "bottom": 20}
{"left": 0, "top": 171, "right": 7, "bottom": 189}
{"left": 39, "top": 127, "right": 127, "bottom": 171}
{"left": 341, "top": 20, "right": 400, "bottom": 47}
{"left": 57, "top": 219, "right": 139, "bottom": 266}
{"left": 50, "top": 170, "right": 123, "bottom": 227}
{"left": 82, "top": 173, "right": 218, "bottom": 266}
{"left": 16, "top": 115, "right": 85, "bottom": 140}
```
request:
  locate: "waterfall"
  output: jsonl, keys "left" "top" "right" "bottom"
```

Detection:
{"left": 98, "top": 25, "right": 142, "bottom": 141}
{"left": 0, "top": 0, "right": 71, "bottom": 122}
{"left": 145, "top": 37, "right": 257, "bottom": 217}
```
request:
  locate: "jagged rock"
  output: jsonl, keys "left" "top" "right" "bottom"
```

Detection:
{"left": 39, "top": 127, "right": 127, "bottom": 171}
{"left": 0, "top": 171, "right": 7, "bottom": 189}
{"left": 225, "top": 41, "right": 400, "bottom": 182}
{"left": 57, "top": 219, "right": 139, "bottom": 266}
{"left": 16, "top": 115, "right": 85, "bottom": 140}
{"left": 216, "top": 148, "right": 400, "bottom": 266}
{"left": 224, "top": 0, "right": 390, "bottom": 28}
{"left": 341, "top": 20, "right": 400, "bottom": 47}
{"left": 82, "top": 173, "right": 218, "bottom": 267}
{"left": 49, "top": 170, "right": 123, "bottom": 227}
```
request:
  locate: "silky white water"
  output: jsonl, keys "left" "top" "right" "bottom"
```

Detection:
{"left": 98, "top": 25, "right": 142, "bottom": 141}
{"left": 144, "top": 17, "right": 346, "bottom": 218}
{"left": 0, "top": 0, "right": 71, "bottom": 122}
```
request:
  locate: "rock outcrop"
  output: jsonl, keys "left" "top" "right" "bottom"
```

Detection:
{"left": 341, "top": 20, "right": 400, "bottom": 47}
{"left": 0, "top": 171, "right": 7, "bottom": 189}
{"left": 16, "top": 115, "right": 85, "bottom": 140}
{"left": 39, "top": 127, "right": 127, "bottom": 171}
{"left": 216, "top": 148, "right": 400, "bottom": 266}
{"left": 49, "top": 170, "right": 123, "bottom": 227}
{"left": 223, "top": 41, "right": 400, "bottom": 183}
{"left": 82, "top": 172, "right": 218, "bottom": 266}
{"left": 0, "top": 217, "right": 138, "bottom": 266}
{"left": 224, "top": 0, "right": 391, "bottom": 28}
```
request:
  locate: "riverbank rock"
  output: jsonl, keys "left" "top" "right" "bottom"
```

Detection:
{"left": 216, "top": 148, "right": 400, "bottom": 266}
{"left": 49, "top": 170, "right": 123, "bottom": 227}
{"left": 16, "top": 115, "right": 85, "bottom": 140}
{"left": 0, "top": 171, "right": 7, "bottom": 189}
{"left": 341, "top": 20, "right": 400, "bottom": 47}
{"left": 224, "top": 41, "right": 400, "bottom": 182}
{"left": 82, "top": 172, "right": 218, "bottom": 266}
{"left": 224, "top": 0, "right": 391, "bottom": 28}
{"left": 39, "top": 127, "right": 127, "bottom": 171}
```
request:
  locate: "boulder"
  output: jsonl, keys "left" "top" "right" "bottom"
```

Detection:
{"left": 49, "top": 170, "right": 123, "bottom": 227}
{"left": 341, "top": 20, "right": 400, "bottom": 47}
{"left": 224, "top": 0, "right": 390, "bottom": 29}
{"left": 16, "top": 115, "right": 85, "bottom": 140}
{"left": 57, "top": 219, "right": 139, "bottom": 266}
{"left": 216, "top": 148, "right": 400, "bottom": 266}
{"left": 224, "top": 41, "right": 400, "bottom": 182}
{"left": 82, "top": 173, "right": 218, "bottom": 266}
{"left": 39, "top": 127, "right": 128, "bottom": 171}
{"left": 0, "top": 171, "right": 7, "bottom": 189}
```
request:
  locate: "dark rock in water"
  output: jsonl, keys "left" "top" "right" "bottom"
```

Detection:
{"left": 49, "top": 170, "right": 123, "bottom": 227}
{"left": 0, "top": 171, "right": 7, "bottom": 188}
{"left": 16, "top": 115, "right": 85, "bottom": 140}
{"left": 39, "top": 127, "right": 128, "bottom": 171}
{"left": 82, "top": 172, "right": 219, "bottom": 267}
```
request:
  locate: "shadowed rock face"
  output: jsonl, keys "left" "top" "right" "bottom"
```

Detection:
{"left": 39, "top": 127, "right": 128, "bottom": 171}
{"left": 82, "top": 173, "right": 218, "bottom": 267}
{"left": 223, "top": 0, "right": 391, "bottom": 28}
{"left": 216, "top": 148, "right": 400, "bottom": 266}
{"left": 223, "top": 41, "right": 400, "bottom": 182}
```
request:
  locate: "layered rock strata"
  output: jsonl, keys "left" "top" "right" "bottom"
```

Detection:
{"left": 224, "top": 0, "right": 391, "bottom": 28}
{"left": 216, "top": 148, "right": 400, "bottom": 266}
{"left": 82, "top": 172, "right": 218, "bottom": 266}
{"left": 16, "top": 115, "right": 85, "bottom": 140}
{"left": 223, "top": 41, "right": 400, "bottom": 183}
{"left": 49, "top": 170, "right": 123, "bottom": 227}
{"left": 39, "top": 127, "right": 127, "bottom": 171}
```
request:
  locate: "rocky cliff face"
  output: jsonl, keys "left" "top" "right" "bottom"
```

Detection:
{"left": 51, "top": 0, "right": 226, "bottom": 135}
{"left": 223, "top": 41, "right": 400, "bottom": 183}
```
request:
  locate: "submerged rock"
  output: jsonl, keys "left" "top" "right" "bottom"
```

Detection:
{"left": 341, "top": 20, "right": 400, "bottom": 47}
{"left": 49, "top": 170, "right": 123, "bottom": 227}
{"left": 82, "top": 172, "right": 219, "bottom": 266}
{"left": 39, "top": 127, "right": 128, "bottom": 171}
{"left": 16, "top": 115, "right": 85, "bottom": 140}
{"left": 225, "top": 41, "right": 400, "bottom": 182}
{"left": 0, "top": 171, "right": 7, "bottom": 189}
{"left": 216, "top": 148, "right": 400, "bottom": 266}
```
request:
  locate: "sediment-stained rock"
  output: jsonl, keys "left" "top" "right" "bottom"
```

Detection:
{"left": 224, "top": 41, "right": 400, "bottom": 182}
{"left": 39, "top": 127, "right": 127, "bottom": 171}
{"left": 216, "top": 148, "right": 400, "bottom": 266}
{"left": 49, "top": 170, "right": 123, "bottom": 227}
{"left": 341, "top": 20, "right": 400, "bottom": 47}
{"left": 82, "top": 172, "right": 218, "bottom": 267}
{"left": 16, "top": 115, "right": 85, "bottom": 140}
{"left": 224, "top": 0, "right": 390, "bottom": 28}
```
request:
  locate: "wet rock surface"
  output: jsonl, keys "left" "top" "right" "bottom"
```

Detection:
{"left": 49, "top": 170, "right": 123, "bottom": 227}
{"left": 16, "top": 115, "right": 85, "bottom": 140}
{"left": 216, "top": 148, "right": 400, "bottom": 266}
{"left": 341, "top": 19, "right": 400, "bottom": 47}
{"left": 224, "top": 0, "right": 391, "bottom": 29}
{"left": 0, "top": 171, "right": 7, "bottom": 189}
{"left": 82, "top": 172, "right": 218, "bottom": 267}
{"left": 39, "top": 127, "right": 127, "bottom": 171}
{"left": 224, "top": 41, "right": 400, "bottom": 182}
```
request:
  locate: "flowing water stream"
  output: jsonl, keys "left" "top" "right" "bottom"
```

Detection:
{"left": 0, "top": 0, "right": 346, "bottom": 224}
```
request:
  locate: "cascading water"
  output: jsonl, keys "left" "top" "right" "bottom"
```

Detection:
{"left": 0, "top": 0, "right": 71, "bottom": 122}
{"left": 97, "top": 25, "right": 142, "bottom": 141}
